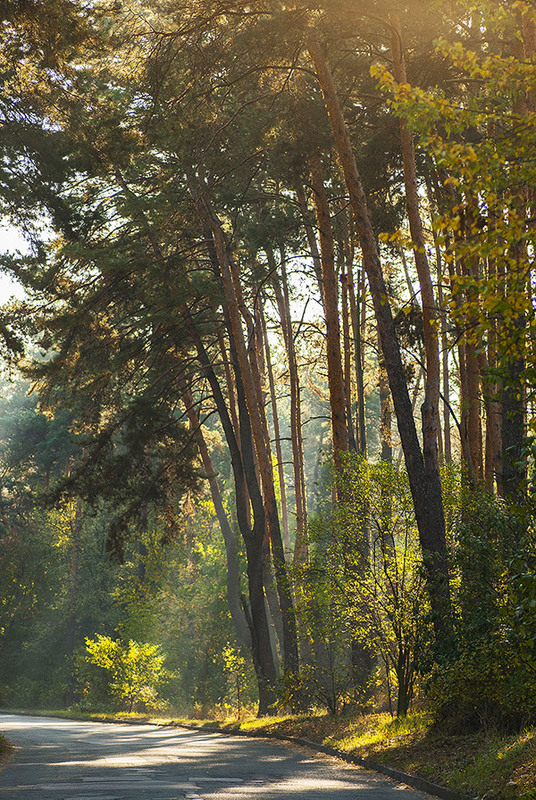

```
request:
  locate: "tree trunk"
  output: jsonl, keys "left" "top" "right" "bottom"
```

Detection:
{"left": 378, "top": 338, "right": 392, "bottom": 463}
{"left": 65, "top": 498, "right": 82, "bottom": 707}
{"left": 259, "top": 299, "right": 291, "bottom": 553}
{"left": 307, "top": 36, "right": 452, "bottom": 647}
{"left": 268, "top": 250, "right": 308, "bottom": 563}
{"left": 181, "top": 309, "right": 278, "bottom": 713}
{"left": 346, "top": 264, "right": 367, "bottom": 456}
{"left": 341, "top": 267, "right": 358, "bottom": 452}
{"left": 308, "top": 152, "right": 349, "bottom": 476}
{"left": 182, "top": 386, "right": 252, "bottom": 649}
{"left": 389, "top": 13, "right": 444, "bottom": 494}
{"left": 191, "top": 186, "right": 300, "bottom": 677}
{"left": 501, "top": 326, "right": 526, "bottom": 501}
{"left": 296, "top": 182, "right": 324, "bottom": 299}
{"left": 217, "top": 327, "right": 240, "bottom": 443}
{"left": 137, "top": 502, "right": 148, "bottom": 585}
{"left": 435, "top": 239, "right": 452, "bottom": 463}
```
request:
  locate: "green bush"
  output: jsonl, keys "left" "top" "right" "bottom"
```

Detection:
{"left": 429, "top": 490, "right": 536, "bottom": 731}
{"left": 81, "top": 634, "right": 168, "bottom": 712}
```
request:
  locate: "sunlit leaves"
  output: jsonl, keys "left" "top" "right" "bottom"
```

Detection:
{"left": 84, "top": 633, "right": 166, "bottom": 710}
{"left": 374, "top": 6, "right": 536, "bottom": 394}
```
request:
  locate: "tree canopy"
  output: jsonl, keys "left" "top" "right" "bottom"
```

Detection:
{"left": 1, "top": 0, "right": 536, "bottom": 731}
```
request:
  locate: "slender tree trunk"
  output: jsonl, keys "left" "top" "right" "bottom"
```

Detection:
{"left": 261, "top": 539, "right": 285, "bottom": 664}
{"left": 296, "top": 182, "right": 324, "bottom": 299}
{"left": 308, "top": 152, "right": 349, "bottom": 475}
{"left": 477, "top": 350, "right": 501, "bottom": 494}
{"left": 465, "top": 341, "right": 483, "bottom": 481}
{"left": 346, "top": 265, "right": 367, "bottom": 456}
{"left": 66, "top": 498, "right": 82, "bottom": 707}
{"left": 137, "top": 501, "right": 148, "bottom": 584}
{"left": 231, "top": 328, "right": 286, "bottom": 677}
{"left": 217, "top": 328, "right": 240, "bottom": 442}
{"left": 281, "top": 252, "right": 309, "bottom": 562}
{"left": 267, "top": 250, "right": 308, "bottom": 561}
{"left": 482, "top": 197, "right": 501, "bottom": 490}
{"left": 182, "top": 386, "right": 252, "bottom": 649}
{"left": 341, "top": 268, "right": 357, "bottom": 452}
{"left": 191, "top": 186, "right": 299, "bottom": 676}
{"left": 378, "top": 338, "right": 392, "bottom": 463}
{"left": 435, "top": 239, "right": 452, "bottom": 463}
{"left": 390, "top": 14, "right": 444, "bottom": 493}
{"left": 308, "top": 36, "right": 452, "bottom": 646}
{"left": 259, "top": 300, "right": 291, "bottom": 553}
{"left": 181, "top": 310, "right": 277, "bottom": 713}
{"left": 462, "top": 201, "right": 485, "bottom": 483}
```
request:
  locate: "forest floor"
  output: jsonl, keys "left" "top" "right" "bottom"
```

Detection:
{"left": 18, "top": 708, "right": 536, "bottom": 800}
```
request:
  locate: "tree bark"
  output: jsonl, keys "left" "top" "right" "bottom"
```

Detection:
{"left": 191, "top": 186, "right": 300, "bottom": 676}
{"left": 378, "top": 337, "right": 392, "bottom": 464}
{"left": 341, "top": 267, "right": 357, "bottom": 452}
{"left": 307, "top": 36, "right": 452, "bottom": 646}
{"left": 181, "top": 309, "right": 278, "bottom": 713}
{"left": 259, "top": 299, "right": 291, "bottom": 553}
{"left": 435, "top": 239, "right": 452, "bottom": 463}
{"left": 346, "top": 264, "right": 367, "bottom": 456}
{"left": 308, "top": 151, "right": 349, "bottom": 476}
{"left": 296, "top": 182, "right": 324, "bottom": 300}
{"left": 65, "top": 498, "right": 82, "bottom": 707}
{"left": 182, "top": 386, "right": 252, "bottom": 649}
{"left": 267, "top": 250, "right": 308, "bottom": 563}
{"left": 389, "top": 13, "right": 444, "bottom": 492}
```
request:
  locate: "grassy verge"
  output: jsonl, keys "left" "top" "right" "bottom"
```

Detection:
{"left": 0, "top": 733, "right": 14, "bottom": 770}
{"left": 183, "top": 712, "right": 536, "bottom": 800}
{"left": 6, "top": 708, "right": 536, "bottom": 800}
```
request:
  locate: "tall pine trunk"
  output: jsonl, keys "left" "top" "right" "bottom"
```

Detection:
{"left": 182, "top": 309, "right": 278, "bottom": 713}
{"left": 308, "top": 152, "right": 349, "bottom": 475}
{"left": 307, "top": 36, "right": 452, "bottom": 648}
{"left": 267, "top": 250, "right": 308, "bottom": 563}
{"left": 259, "top": 299, "right": 291, "bottom": 553}
{"left": 182, "top": 386, "right": 252, "bottom": 649}
{"left": 192, "top": 187, "right": 300, "bottom": 677}
{"left": 389, "top": 14, "right": 444, "bottom": 497}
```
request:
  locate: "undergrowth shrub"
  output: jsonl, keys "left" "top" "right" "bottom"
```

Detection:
{"left": 429, "top": 489, "right": 536, "bottom": 731}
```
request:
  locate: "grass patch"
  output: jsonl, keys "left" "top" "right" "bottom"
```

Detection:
{"left": 0, "top": 733, "right": 14, "bottom": 771}
{"left": 174, "top": 710, "right": 536, "bottom": 799}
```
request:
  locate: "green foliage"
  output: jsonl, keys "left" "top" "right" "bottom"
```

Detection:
{"left": 4, "top": 0, "right": 536, "bottom": 736}
{"left": 83, "top": 634, "right": 166, "bottom": 713}
{"left": 429, "top": 489, "right": 536, "bottom": 731}
{"left": 374, "top": 6, "right": 536, "bottom": 386}
{"left": 220, "top": 644, "right": 248, "bottom": 719}
{"left": 299, "top": 456, "right": 432, "bottom": 716}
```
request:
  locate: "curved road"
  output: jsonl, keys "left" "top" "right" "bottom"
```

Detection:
{"left": 0, "top": 713, "right": 429, "bottom": 799}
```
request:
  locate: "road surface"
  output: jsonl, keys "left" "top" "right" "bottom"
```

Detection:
{"left": 0, "top": 713, "right": 429, "bottom": 799}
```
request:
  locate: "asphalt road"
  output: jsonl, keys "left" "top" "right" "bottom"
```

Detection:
{"left": 0, "top": 713, "right": 429, "bottom": 799}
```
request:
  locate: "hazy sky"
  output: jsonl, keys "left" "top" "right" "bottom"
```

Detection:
{"left": 0, "top": 225, "right": 27, "bottom": 303}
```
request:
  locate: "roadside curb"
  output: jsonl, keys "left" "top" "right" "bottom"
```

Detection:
{"left": 174, "top": 721, "right": 475, "bottom": 800}
{"left": 0, "top": 711, "right": 474, "bottom": 800}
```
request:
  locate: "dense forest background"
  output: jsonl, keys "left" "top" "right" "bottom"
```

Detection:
{"left": 1, "top": 0, "right": 536, "bottom": 730}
